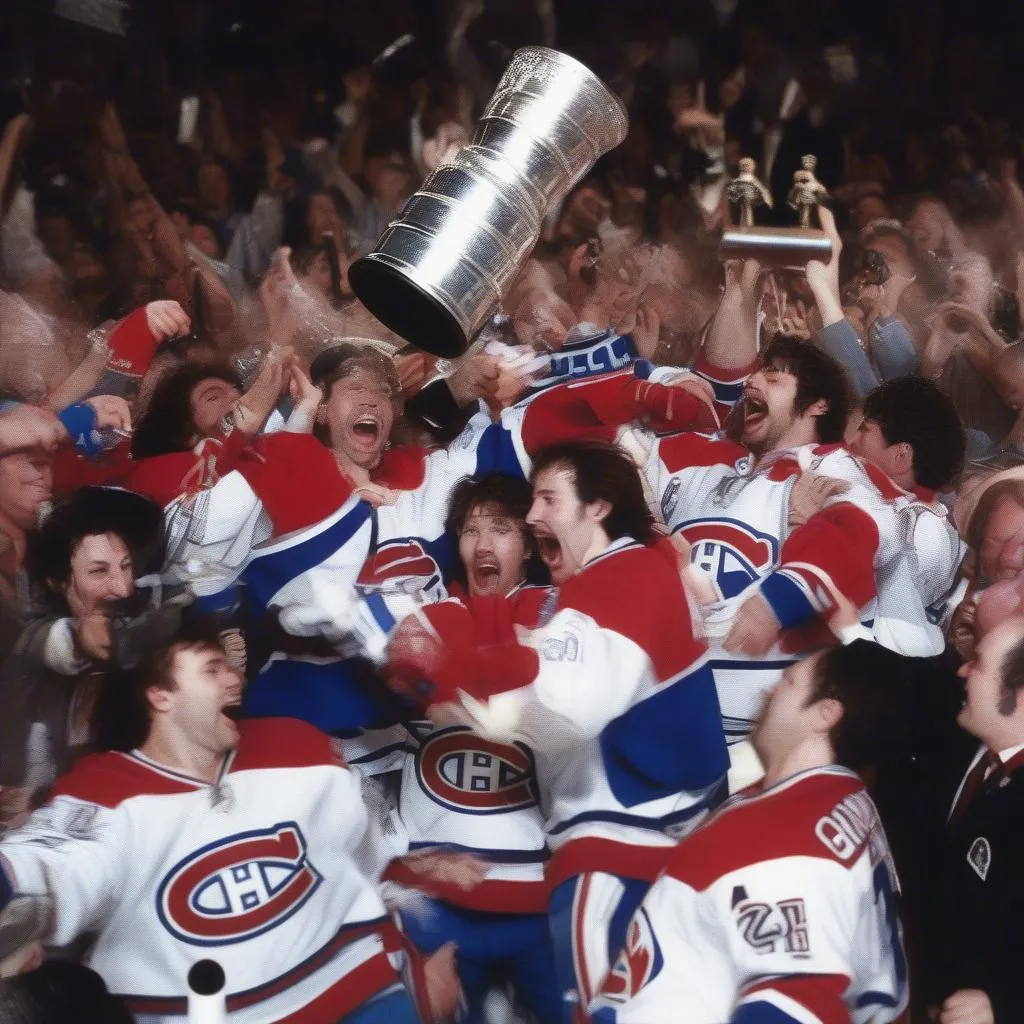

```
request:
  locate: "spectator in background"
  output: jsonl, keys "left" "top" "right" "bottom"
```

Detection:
{"left": 0, "top": 486, "right": 173, "bottom": 832}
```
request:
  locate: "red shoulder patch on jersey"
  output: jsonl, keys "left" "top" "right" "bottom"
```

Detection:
{"left": 665, "top": 770, "right": 875, "bottom": 890}
{"left": 50, "top": 752, "right": 199, "bottom": 808}
{"left": 231, "top": 718, "right": 343, "bottom": 773}
{"left": 557, "top": 542, "right": 704, "bottom": 679}
{"left": 373, "top": 445, "right": 428, "bottom": 491}
{"left": 858, "top": 458, "right": 905, "bottom": 502}
{"left": 657, "top": 432, "right": 746, "bottom": 474}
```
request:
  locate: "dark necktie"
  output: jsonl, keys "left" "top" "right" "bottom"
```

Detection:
{"left": 949, "top": 750, "right": 1003, "bottom": 826}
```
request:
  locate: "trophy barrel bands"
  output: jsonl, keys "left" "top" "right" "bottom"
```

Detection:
{"left": 350, "top": 46, "right": 628, "bottom": 357}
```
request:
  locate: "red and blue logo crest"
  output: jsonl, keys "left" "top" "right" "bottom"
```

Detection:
{"left": 417, "top": 727, "right": 537, "bottom": 815}
{"left": 601, "top": 908, "right": 664, "bottom": 1003}
{"left": 676, "top": 518, "right": 779, "bottom": 599}
{"left": 156, "top": 823, "right": 322, "bottom": 946}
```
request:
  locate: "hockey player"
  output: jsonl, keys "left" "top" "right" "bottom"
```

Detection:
{"left": 346, "top": 474, "right": 560, "bottom": 1023}
{"left": 0, "top": 634, "right": 425, "bottom": 1023}
{"left": 385, "top": 440, "right": 729, "bottom": 1022}
{"left": 522, "top": 337, "right": 939, "bottom": 742}
{"left": 591, "top": 639, "right": 911, "bottom": 1024}
{"left": 848, "top": 375, "right": 967, "bottom": 627}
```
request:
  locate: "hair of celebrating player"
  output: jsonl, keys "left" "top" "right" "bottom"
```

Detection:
{"left": 761, "top": 336, "right": 853, "bottom": 444}
{"left": 530, "top": 439, "right": 655, "bottom": 543}
{"left": 863, "top": 376, "right": 966, "bottom": 490}
{"left": 806, "top": 639, "right": 913, "bottom": 772}
{"left": 131, "top": 361, "right": 242, "bottom": 460}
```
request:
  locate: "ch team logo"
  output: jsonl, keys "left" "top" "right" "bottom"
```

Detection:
{"left": 676, "top": 518, "right": 778, "bottom": 599}
{"left": 602, "top": 909, "right": 664, "bottom": 1003}
{"left": 417, "top": 727, "right": 537, "bottom": 814}
{"left": 156, "top": 823, "right": 322, "bottom": 946}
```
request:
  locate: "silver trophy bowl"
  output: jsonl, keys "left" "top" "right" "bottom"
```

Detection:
{"left": 350, "top": 47, "right": 628, "bottom": 357}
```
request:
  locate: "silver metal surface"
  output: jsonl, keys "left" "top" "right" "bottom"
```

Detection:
{"left": 720, "top": 227, "right": 833, "bottom": 268}
{"left": 350, "top": 47, "right": 628, "bottom": 357}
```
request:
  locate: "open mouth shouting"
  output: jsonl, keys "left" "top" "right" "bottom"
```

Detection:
{"left": 221, "top": 696, "right": 243, "bottom": 726}
{"left": 471, "top": 556, "right": 503, "bottom": 594}
{"left": 534, "top": 531, "right": 567, "bottom": 581}
{"left": 350, "top": 415, "right": 382, "bottom": 450}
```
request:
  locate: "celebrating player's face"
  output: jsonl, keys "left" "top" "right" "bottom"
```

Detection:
{"left": 739, "top": 363, "right": 800, "bottom": 454}
{"left": 325, "top": 367, "right": 396, "bottom": 470}
{"left": 526, "top": 465, "right": 596, "bottom": 585}
{"left": 153, "top": 645, "right": 244, "bottom": 756}
{"left": 458, "top": 501, "right": 528, "bottom": 597}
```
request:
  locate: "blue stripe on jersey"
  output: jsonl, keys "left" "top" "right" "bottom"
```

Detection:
{"left": 244, "top": 501, "right": 373, "bottom": 609}
{"left": 407, "top": 841, "right": 549, "bottom": 862}
{"left": 600, "top": 662, "right": 728, "bottom": 807}
{"left": 693, "top": 367, "right": 746, "bottom": 405}
{"left": 856, "top": 990, "right": 900, "bottom": 1009}
{"left": 0, "top": 861, "right": 11, "bottom": 911}
{"left": 243, "top": 657, "right": 407, "bottom": 734}
{"left": 547, "top": 794, "right": 720, "bottom": 837}
{"left": 191, "top": 584, "right": 239, "bottom": 615}
{"left": 759, "top": 570, "right": 817, "bottom": 630}
{"left": 731, "top": 999, "right": 807, "bottom": 1024}
{"left": 473, "top": 421, "right": 526, "bottom": 480}
{"left": 364, "top": 591, "right": 396, "bottom": 632}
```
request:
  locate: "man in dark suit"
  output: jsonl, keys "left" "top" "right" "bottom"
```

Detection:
{"left": 923, "top": 615, "right": 1024, "bottom": 1024}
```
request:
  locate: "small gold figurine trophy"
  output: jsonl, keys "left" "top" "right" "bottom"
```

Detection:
{"left": 720, "top": 153, "right": 832, "bottom": 267}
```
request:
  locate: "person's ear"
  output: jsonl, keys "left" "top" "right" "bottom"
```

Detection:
{"left": 146, "top": 686, "right": 175, "bottom": 715}
{"left": 813, "top": 696, "right": 843, "bottom": 735}
{"left": 894, "top": 441, "right": 914, "bottom": 474}
{"left": 805, "top": 397, "right": 829, "bottom": 420}
{"left": 587, "top": 499, "right": 612, "bottom": 526}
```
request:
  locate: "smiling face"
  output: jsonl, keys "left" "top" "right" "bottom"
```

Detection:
{"left": 458, "top": 501, "right": 528, "bottom": 597}
{"left": 189, "top": 377, "right": 243, "bottom": 439}
{"left": 979, "top": 495, "right": 1024, "bottom": 583}
{"left": 62, "top": 532, "right": 134, "bottom": 618}
{"left": 324, "top": 366, "right": 396, "bottom": 470}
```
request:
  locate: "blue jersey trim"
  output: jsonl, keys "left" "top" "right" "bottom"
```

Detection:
{"left": 244, "top": 502, "right": 373, "bottom": 609}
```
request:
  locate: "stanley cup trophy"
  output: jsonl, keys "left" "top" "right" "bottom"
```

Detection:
{"left": 349, "top": 48, "right": 629, "bottom": 357}
{"left": 720, "top": 153, "right": 833, "bottom": 268}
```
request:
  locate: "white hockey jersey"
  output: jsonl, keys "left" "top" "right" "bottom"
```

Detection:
{"left": 591, "top": 766, "right": 909, "bottom": 1024}
{"left": 642, "top": 433, "right": 937, "bottom": 741}
{"left": 457, "top": 538, "right": 729, "bottom": 889}
{"left": 0, "top": 719, "right": 403, "bottom": 1023}
{"left": 342, "top": 584, "right": 554, "bottom": 913}
{"left": 344, "top": 720, "right": 550, "bottom": 914}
